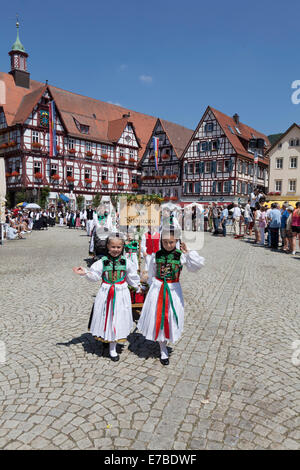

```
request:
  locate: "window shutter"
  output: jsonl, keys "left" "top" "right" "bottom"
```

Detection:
{"left": 196, "top": 143, "right": 200, "bottom": 154}
{"left": 184, "top": 163, "right": 188, "bottom": 174}
{"left": 229, "top": 181, "right": 232, "bottom": 193}
{"left": 212, "top": 181, "right": 216, "bottom": 193}
{"left": 200, "top": 161, "right": 205, "bottom": 173}
{"left": 184, "top": 182, "right": 188, "bottom": 194}
{"left": 212, "top": 160, "right": 217, "bottom": 174}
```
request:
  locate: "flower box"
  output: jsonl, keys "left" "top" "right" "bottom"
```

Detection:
{"left": 169, "top": 175, "right": 177, "bottom": 180}
{"left": 11, "top": 171, "right": 20, "bottom": 177}
{"left": 119, "top": 156, "right": 126, "bottom": 162}
{"left": 5, "top": 172, "right": 11, "bottom": 177}
{"left": 101, "top": 154, "right": 109, "bottom": 159}
{"left": 162, "top": 175, "right": 169, "bottom": 180}
{"left": 162, "top": 154, "right": 170, "bottom": 160}
{"left": 129, "top": 158, "right": 135, "bottom": 163}
{"left": 268, "top": 192, "right": 275, "bottom": 195}
{"left": 170, "top": 196, "right": 178, "bottom": 201}
{"left": 117, "top": 181, "right": 125, "bottom": 186}
{"left": 34, "top": 172, "right": 43, "bottom": 179}
{"left": 102, "top": 179, "right": 109, "bottom": 185}
{"left": 69, "top": 148, "right": 76, "bottom": 154}
{"left": 67, "top": 176, "right": 75, "bottom": 183}
{"left": 0, "top": 143, "right": 8, "bottom": 149}
{"left": 86, "top": 151, "right": 93, "bottom": 157}
{"left": 85, "top": 178, "right": 93, "bottom": 184}
{"left": 132, "top": 183, "right": 139, "bottom": 189}
{"left": 164, "top": 197, "right": 170, "bottom": 201}
{"left": 8, "top": 141, "right": 16, "bottom": 147}
{"left": 32, "top": 142, "right": 41, "bottom": 149}
{"left": 56, "top": 145, "right": 61, "bottom": 151}
{"left": 275, "top": 192, "right": 281, "bottom": 195}
{"left": 154, "top": 175, "right": 161, "bottom": 180}
{"left": 51, "top": 174, "right": 60, "bottom": 181}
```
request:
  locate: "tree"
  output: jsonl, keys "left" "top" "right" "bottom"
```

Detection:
{"left": 40, "top": 186, "right": 51, "bottom": 209}
{"left": 15, "top": 190, "right": 27, "bottom": 205}
{"left": 76, "top": 195, "right": 85, "bottom": 211}
{"left": 92, "top": 193, "right": 102, "bottom": 209}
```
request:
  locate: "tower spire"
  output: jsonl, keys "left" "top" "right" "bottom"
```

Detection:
{"left": 9, "top": 19, "right": 30, "bottom": 88}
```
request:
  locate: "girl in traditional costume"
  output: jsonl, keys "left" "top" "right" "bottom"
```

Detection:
{"left": 124, "top": 234, "right": 139, "bottom": 271}
{"left": 73, "top": 235, "right": 141, "bottom": 362}
{"left": 138, "top": 227, "right": 205, "bottom": 365}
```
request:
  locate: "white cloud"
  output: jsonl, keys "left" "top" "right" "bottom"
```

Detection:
{"left": 139, "top": 74, "right": 153, "bottom": 84}
{"left": 107, "top": 101, "right": 122, "bottom": 107}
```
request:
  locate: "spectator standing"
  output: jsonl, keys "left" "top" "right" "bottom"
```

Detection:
{"left": 280, "top": 203, "right": 290, "bottom": 251}
{"left": 220, "top": 205, "right": 229, "bottom": 237}
{"left": 291, "top": 201, "right": 300, "bottom": 255}
{"left": 232, "top": 203, "right": 241, "bottom": 236}
{"left": 268, "top": 203, "right": 281, "bottom": 250}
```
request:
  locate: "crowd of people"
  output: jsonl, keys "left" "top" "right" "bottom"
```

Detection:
{"left": 202, "top": 189, "right": 300, "bottom": 255}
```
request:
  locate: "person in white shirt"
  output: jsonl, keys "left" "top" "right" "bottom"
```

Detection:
{"left": 232, "top": 203, "right": 242, "bottom": 236}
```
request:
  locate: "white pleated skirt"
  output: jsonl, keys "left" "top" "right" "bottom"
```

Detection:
{"left": 89, "top": 282, "right": 133, "bottom": 343}
{"left": 137, "top": 278, "right": 184, "bottom": 343}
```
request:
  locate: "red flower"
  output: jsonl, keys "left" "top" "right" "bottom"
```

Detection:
{"left": 117, "top": 181, "right": 125, "bottom": 186}
{"left": 34, "top": 172, "right": 43, "bottom": 179}
{"left": 0, "top": 143, "right": 8, "bottom": 149}
{"left": 51, "top": 174, "right": 60, "bottom": 180}
{"left": 11, "top": 171, "right": 20, "bottom": 177}
{"left": 32, "top": 142, "right": 41, "bottom": 148}
{"left": 86, "top": 151, "right": 93, "bottom": 157}
{"left": 85, "top": 178, "right": 92, "bottom": 184}
{"left": 119, "top": 156, "right": 126, "bottom": 162}
{"left": 132, "top": 183, "right": 139, "bottom": 188}
{"left": 67, "top": 176, "right": 75, "bottom": 183}
{"left": 56, "top": 145, "right": 61, "bottom": 151}
{"left": 129, "top": 158, "right": 135, "bottom": 163}
{"left": 69, "top": 148, "right": 76, "bottom": 154}
{"left": 102, "top": 179, "right": 109, "bottom": 184}
{"left": 5, "top": 172, "right": 11, "bottom": 177}
{"left": 101, "top": 154, "right": 109, "bottom": 159}
{"left": 162, "top": 154, "right": 170, "bottom": 160}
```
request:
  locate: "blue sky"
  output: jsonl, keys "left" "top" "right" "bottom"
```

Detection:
{"left": 1, "top": 0, "right": 300, "bottom": 135}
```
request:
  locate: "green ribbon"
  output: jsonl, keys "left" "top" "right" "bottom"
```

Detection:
{"left": 103, "top": 273, "right": 126, "bottom": 316}
{"left": 160, "top": 278, "right": 179, "bottom": 330}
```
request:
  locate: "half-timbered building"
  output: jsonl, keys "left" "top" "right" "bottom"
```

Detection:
{"left": 139, "top": 119, "right": 193, "bottom": 202}
{"left": 1, "top": 24, "right": 157, "bottom": 206}
{"left": 181, "top": 106, "right": 270, "bottom": 204}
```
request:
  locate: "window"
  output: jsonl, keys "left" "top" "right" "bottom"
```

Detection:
{"left": 276, "top": 158, "right": 283, "bottom": 169}
{"left": 102, "top": 170, "right": 107, "bottom": 181}
{"left": 205, "top": 162, "right": 211, "bottom": 173}
{"left": 212, "top": 140, "right": 219, "bottom": 151}
{"left": 86, "top": 142, "right": 91, "bottom": 152}
{"left": 119, "top": 148, "right": 124, "bottom": 157}
{"left": 224, "top": 160, "right": 230, "bottom": 172}
{"left": 296, "top": 139, "right": 300, "bottom": 146}
{"left": 85, "top": 168, "right": 91, "bottom": 180}
{"left": 217, "top": 181, "right": 222, "bottom": 193}
{"left": 205, "top": 123, "right": 213, "bottom": 133}
{"left": 195, "top": 162, "right": 200, "bottom": 173}
{"left": 228, "top": 125, "right": 235, "bottom": 134}
{"left": 132, "top": 173, "right": 137, "bottom": 184}
{"left": 289, "top": 180, "right": 296, "bottom": 192}
{"left": 117, "top": 172, "right": 122, "bottom": 182}
{"left": 201, "top": 142, "right": 208, "bottom": 152}
{"left": 34, "top": 162, "right": 41, "bottom": 174}
{"left": 235, "top": 127, "right": 241, "bottom": 134}
{"left": 66, "top": 166, "right": 73, "bottom": 177}
{"left": 68, "top": 138, "right": 74, "bottom": 149}
{"left": 188, "top": 182, "right": 193, "bottom": 193}
{"left": 278, "top": 143, "right": 282, "bottom": 149}
{"left": 188, "top": 163, "right": 194, "bottom": 173}
{"left": 217, "top": 161, "right": 223, "bottom": 172}
{"left": 275, "top": 180, "right": 282, "bottom": 192}
{"left": 130, "top": 149, "right": 134, "bottom": 159}
{"left": 101, "top": 144, "right": 107, "bottom": 153}
{"left": 290, "top": 139, "right": 294, "bottom": 147}
{"left": 32, "top": 131, "right": 39, "bottom": 143}
{"left": 290, "top": 157, "right": 297, "bottom": 168}
{"left": 51, "top": 164, "right": 57, "bottom": 176}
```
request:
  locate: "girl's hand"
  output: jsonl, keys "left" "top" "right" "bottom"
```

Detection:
{"left": 180, "top": 242, "right": 189, "bottom": 254}
{"left": 72, "top": 266, "right": 86, "bottom": 276}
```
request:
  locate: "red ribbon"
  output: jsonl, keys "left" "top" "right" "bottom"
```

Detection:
{"left": 102, "top": 278, "right": 126, "bottom": 333}
{"left": 155, "top": 279, "right": 176, "bottom": 340}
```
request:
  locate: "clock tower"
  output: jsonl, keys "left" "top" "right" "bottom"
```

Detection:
{"left": 8, "top": 21, "right": 30, "bottom": 89}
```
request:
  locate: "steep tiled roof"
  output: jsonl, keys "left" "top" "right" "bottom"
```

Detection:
{"left": 210, "top": 106, "right": 271, "bottom": 159}
{"left": 0, "top": 72, "right": 157, "bottom": 156}
{"left": 160, "top": 119, "right": 194, "bottom": 158}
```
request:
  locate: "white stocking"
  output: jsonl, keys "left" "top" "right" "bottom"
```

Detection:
{"left": 159, "top": 341, "right": 169, "bottom": 360}
{"left": 109, "top": 341, "right": 118, "bottom": 357}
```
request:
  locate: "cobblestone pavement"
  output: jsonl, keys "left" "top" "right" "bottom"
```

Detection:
{"left": 0, "top": 226, "right": 299, "bottom": 450}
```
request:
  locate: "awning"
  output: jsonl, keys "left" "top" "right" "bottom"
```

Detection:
{"left": 59, "top": 194, "right": 70, "bottom": 202}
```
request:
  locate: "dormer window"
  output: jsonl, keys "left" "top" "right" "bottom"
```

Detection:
{"left": 73, "top": 117, "right": 89, "bottom": 135}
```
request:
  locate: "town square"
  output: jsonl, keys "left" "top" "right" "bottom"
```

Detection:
{"left": 0, "top": 0, "right": 300, "bottom": 455}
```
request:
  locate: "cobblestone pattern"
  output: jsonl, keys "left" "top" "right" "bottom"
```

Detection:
{"left": 0, "top": 227, "right": 299, "bottom": 450}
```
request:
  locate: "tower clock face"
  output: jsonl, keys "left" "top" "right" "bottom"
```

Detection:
{"left": 40, "top": 111, "right": 49, "bottom": 127}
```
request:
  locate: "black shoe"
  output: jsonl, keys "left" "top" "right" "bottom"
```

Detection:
{"left": 110, "top": 355, "right": 119, "bottom": 362}
{"left": 160, "top": 358, "right": 169, "bottom": 366}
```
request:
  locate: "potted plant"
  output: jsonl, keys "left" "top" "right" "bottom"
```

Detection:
{"left": 34, "top": 172, "right": 43, "bottom": 179}
{"left": 102, "top": 179, "right": 109, "bottom": 185}
{"left": 119, "top": 156, "right": 126, "bottom": 162}
{"left": 5, "top": 172, "right": 11, "bottom": 177}
{"left": 85, "top": 178, "right": 93, "bottom": 184}
{"left": 162, "top": 154, "right": 170, "bottom": 160}
{"left": 117, "top": 181, "right": 125, "bottom": 186}
{"left": 0, "top": 143, "right": 8, "bottom": 149}
{"left": 8, "top": 141, "right": 16, "bottom": 147}
{"left": 129, "top": 158, "right": 135, "bottom": 163}
{"left": 170, "top": 174, "right": 177, "bottom": 180}
{"left": 32, "top": 142, "right": 42, "bottom": 149}
{"left": 11, "top": 171, "right": 20, "bottom": 177}
{"left": 67, "top": 176, "right": 75, "bottom": 183}
{"left": 132, "top": 183, "right": 139, "bottom": 189}
{"left": 56, "top": 145, "right": 61, "bottom": 151}
{"left": 51, "top": 174, "right": 60, "bottom": 181}
{"left": 101, "top": 154, "right": 109, "bottom": 160}
{"left": 69, "top": 148, "right": 76, "bottom": 154}
{"left": 86, "top": 151, "right": 93, "bottom": 157}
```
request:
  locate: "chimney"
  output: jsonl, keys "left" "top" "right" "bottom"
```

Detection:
{"left": 233, "top": 113, "right": 239, "bottom": 125}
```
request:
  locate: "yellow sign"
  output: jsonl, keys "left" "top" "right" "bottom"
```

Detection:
{"left": 119, "top": 197, "right": 160, "bottom": 227}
